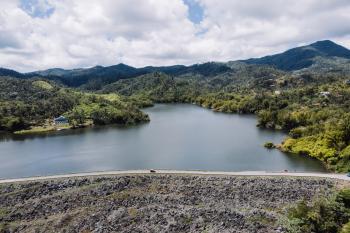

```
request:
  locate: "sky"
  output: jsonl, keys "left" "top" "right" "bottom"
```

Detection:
{"left": 1, "top": 0, "right": 350, "bottom": 72}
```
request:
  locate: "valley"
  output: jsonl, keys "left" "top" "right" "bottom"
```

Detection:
{"left": 3, "top": 0, "right": 350, "bottom": 231}
{"left": 1, "top": 40, "right": 350, "bottom": 172}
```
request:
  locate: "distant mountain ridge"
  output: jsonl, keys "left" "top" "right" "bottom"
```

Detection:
{"left": 243, "top": 40, "right": 350, "bottom": 71}
{"left": 0, "top": 68, "right": 25, "bottom": 78}
{"left": 1, "top": 40, "right": 350, "bottom": 88}
{"left": 31, "top": 62, "right": 231, "bottom": 78}
{"left": 26, "top": 62, "right": 232, "bottom": 88}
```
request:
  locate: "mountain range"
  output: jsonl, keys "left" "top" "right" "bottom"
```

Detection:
{"left": 1, "top": 40, "right": 350, "bottom": 88}
{"left": 244, "top": 40, "right": 350, "bottom": 70}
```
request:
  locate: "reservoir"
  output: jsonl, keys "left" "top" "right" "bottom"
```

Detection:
{"left": 0, "top": 104, "right": 326, "bottom": 179}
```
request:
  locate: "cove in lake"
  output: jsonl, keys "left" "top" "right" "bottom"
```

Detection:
{"left": 0, "top": 104, "right": 326, "bottom": 179}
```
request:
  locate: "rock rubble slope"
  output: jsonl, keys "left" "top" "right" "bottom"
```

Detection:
{"left": 0, "top": 174, "right": 346, "bottom": 233}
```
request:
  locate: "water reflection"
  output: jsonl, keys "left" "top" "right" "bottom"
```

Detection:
{"left": 0, "top": 104, "right": 326, "bottom": 179}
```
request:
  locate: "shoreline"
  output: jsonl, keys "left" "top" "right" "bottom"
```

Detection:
{"left": 1, "top": 169, "right": 349, "bottom": 184}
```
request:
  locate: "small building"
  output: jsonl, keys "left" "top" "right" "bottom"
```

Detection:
{"left": 274, "top": 90, "right": 281, "bottom": 95}
{"left": 54, "top": 116, "right": 68, "bottom": 125}
{"left": 320, "top": 91, "right": 330, "bottom": 97}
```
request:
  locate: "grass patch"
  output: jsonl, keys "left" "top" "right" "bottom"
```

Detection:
{"left": 14, "top": 125, "right": 71, "bottom": 135}
{"left": 0, "top": 208, "right": 9, "bottom": 218}
{"left": 127, "top": 207, "right": 138, "bottom": 218}
{"left": 99, "top": 93, "right": 121, "bottom": 102}
{"left": 32, "top": 80, "right": 53, "bottom": 90}
{"left": 248, "top": 215, "right": 275, "bottom": 225}
{"left": 14, "top": 126, "right": 55, "bottom": 134}
{"left": 183, "top": 215, "right": 193, "bottom": 225}
{"left": 107, "top": 188, "right": 144, "bottom": 200}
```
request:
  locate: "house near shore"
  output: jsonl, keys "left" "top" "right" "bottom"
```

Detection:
{"left": 54, "top": 116, "right": 68, "bottom": 125}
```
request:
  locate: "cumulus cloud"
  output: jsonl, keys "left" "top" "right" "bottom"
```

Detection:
{"left": 0, "top": 0, "right": 349, "bottom": 72}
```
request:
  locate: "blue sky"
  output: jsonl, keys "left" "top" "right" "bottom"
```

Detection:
{"left": 20, "top": 0, "right": 54, "bottom": 18}
{"left": 20, "top": 0, "right": 204, "bottom": 23}
{"left": 183, "top": 0, "right": 204, "bottom": 24}
{"left": 1, "top": 0, "right": 350, "bottom": 72}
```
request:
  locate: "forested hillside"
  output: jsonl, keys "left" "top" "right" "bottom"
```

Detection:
{"left": 0, "top": 77, "right": 148, "bottom": 132}
{"left": 99, "top": 69, "right": 350, "bottom": 172}
{"left": 244, "top": 40, "right": 350, "bottom": 70}
{"left": 18, "top": 40, "right": 349, "bottom": 90}
{"left": 1, "top": 40, "right": 350, "bottom": 172}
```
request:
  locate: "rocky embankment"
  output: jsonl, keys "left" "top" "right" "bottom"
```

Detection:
{"left": 0, "top": 174, "right": 345, "bottom": 233}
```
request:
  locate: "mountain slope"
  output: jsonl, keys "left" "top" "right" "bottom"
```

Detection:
{"left": 243, "top": 40, "right": 350, "bottom": 71}
{"left": 29, "top": 62, "right": 233, "bottom": 89}
{"left": 30, "top": 68, "right": 73, "bottom": 77}
{"left": 3, "top": 40, "right": 349, "bottom": 88}
{"left": 30, "top": 63, "right": 149, "bottom": 88}
{"left": 0, "top": 68, "right": 26, "bottom": 78}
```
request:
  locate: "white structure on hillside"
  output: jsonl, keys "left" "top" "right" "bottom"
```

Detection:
{"left": 320, "top": 91, "right": 330, "bottom": 97}
{"left": 54, "top": 116, "right": 68, "bottom": 125}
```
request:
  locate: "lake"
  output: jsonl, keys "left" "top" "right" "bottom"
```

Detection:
{"left": 0, "top": 104, "right": 326, "bottom": 179}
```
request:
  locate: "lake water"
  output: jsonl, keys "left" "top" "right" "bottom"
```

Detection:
{"left": 0, "top": 104, "right": 326, "bottom": 179}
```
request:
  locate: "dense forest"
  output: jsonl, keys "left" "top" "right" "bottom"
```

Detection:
{"left": 98, "top": 71, "right": 350, "bottom": 172}
{"left": 1, "top": 40, "right": 350, "bottom": 172}
{"left": 0, "top": 77, "right": 148, "bottom": 132}
{"left": 282, "top": 188, "right": 350, "bottom": 232}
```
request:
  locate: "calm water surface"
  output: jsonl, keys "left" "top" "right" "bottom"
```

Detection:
{"left": 0, "top": 104, "right": 326, "bottom": 179}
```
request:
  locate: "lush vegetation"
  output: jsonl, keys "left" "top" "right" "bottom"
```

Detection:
{"left": 281, "top": 188, "right": 350, "bottom": 233}
{"left": 245, "top": 40, "right": 350, "bottom": 71}
{"left": 1, "top": 40, "right": 350, "bottom": 172}
{"left": 0, "top": 77, "right": 148, "bottom": 132}
{"left": 264, "top": 142, "right": 275, "bottom": 149}
{"left": 2, "top": 66, "right": 350, "bottom": 172}
{"left": 100, "top": 70, "right": 350, "bottom": 172}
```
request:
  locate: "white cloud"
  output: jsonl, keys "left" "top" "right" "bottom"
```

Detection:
{"left": 197, "top": 0, "right": 350, "bottom": 60}
{"left": 0, "top": 0, "right": 350, "bottom": 72}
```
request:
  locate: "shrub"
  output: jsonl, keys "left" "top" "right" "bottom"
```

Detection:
{"left": 285, "top": 189, "right": 350, "bottom": 233}
{"left": 264, "top": 142, "right": 275, "bottom": 149}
